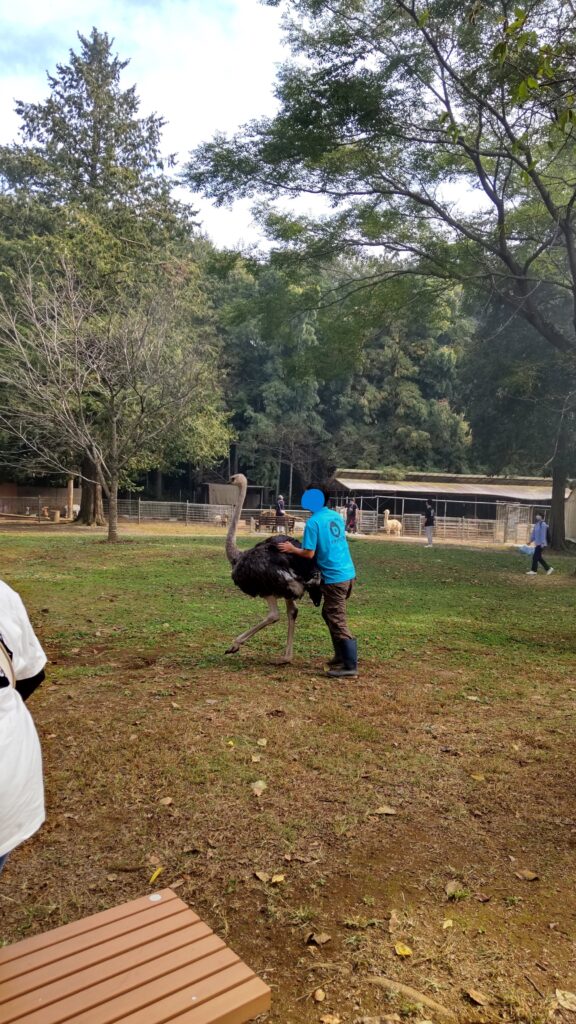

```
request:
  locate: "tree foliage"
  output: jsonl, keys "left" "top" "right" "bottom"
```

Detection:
{"left": 187, "top": 0, "right": 576, "bottom": 355}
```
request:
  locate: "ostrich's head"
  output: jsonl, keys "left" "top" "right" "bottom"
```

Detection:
{"left": 229, "top": 473, "right": 248, "bottom": 488}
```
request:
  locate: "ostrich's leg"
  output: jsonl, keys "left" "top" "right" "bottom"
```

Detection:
{"left": 274, "top": 599, "right": 298, "bottom": 665}
{"left": 225, "top": 596, "right": 280, "bottom": 654}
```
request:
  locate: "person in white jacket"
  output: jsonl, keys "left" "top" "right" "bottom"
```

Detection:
{"left": 527, "top": 515, "right": 555, "bottom": 576}
{"left": 0, "top": 580, "right": 47, "bottom": 874}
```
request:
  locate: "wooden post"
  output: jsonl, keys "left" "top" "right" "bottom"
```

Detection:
{"left": 288, "top": 462, "right": 294, "bottom": 508}
{"left": 66, "top": 476, "right": 74, "bottom": 519}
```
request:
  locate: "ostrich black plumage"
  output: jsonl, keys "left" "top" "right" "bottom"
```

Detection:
{"left": 225, "top": 474, "right": 321, "bottom": 662}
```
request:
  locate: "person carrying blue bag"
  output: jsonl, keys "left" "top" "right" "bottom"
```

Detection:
{"left": 278, "top": 486, "right": 358, "bottom": 677}
{"left": 526, "top": 514, "right": 554, "bottom": 576}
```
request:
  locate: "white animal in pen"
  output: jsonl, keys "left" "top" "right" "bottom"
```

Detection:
{"left": 382, "top": 508, "right": 402, "bottom": 535}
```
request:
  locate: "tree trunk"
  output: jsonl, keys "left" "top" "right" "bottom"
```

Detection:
{"left": 107, "top": 472, "right": 119, "bottom": 543}
{"left": 66, "top": 476, "right": 75, "bottom": 519}
{"left": 153, "top": 468, "right": 163, "bottom": 501}
{"left": 549, "top": 464, "right": 567, "bottom": 549}
{"left": 77, "top": 455, "right": 106, "bottom": 525}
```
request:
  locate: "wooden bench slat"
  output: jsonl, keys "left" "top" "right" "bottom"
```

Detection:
{"left": 83, "top": 961, "right": 261, "bottom": 1024}
{"left": 0, "top": 901, "right": 193, "bottom": 982}
{"left": 0, "top": 890, "right": 180, "bottom": 965}
{"left": 0, "top": 918, "right": 212, "bottom": 998}
{"left": 44, "top": 957, "right": 253, "bottom": 1024}
{"left": 1, "top": 925, "right": 222, "bottom": 1021}
{"left": 167, "top": 978, "right": 271, "bottom": 1024}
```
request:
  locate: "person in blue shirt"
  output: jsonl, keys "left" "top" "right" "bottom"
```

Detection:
{"left": 527, "top": 514, "right": 554, "bottom": 576}
{"left": 279, "top": 487, "right": 358, "bottom": 677}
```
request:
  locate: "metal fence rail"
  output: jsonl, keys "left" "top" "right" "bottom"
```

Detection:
{"left": 0, "top": 494, "right": 539, "bottom": 545}
{"left": 104, "top": 501, "right": 518, "bottom": 543}
{"left": 0, "top": 496, "right": 64, "bottom": 521}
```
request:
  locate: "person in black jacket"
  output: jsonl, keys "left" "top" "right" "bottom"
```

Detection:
{"left": 423, "top": 501, "right": 435, "bottom": 546}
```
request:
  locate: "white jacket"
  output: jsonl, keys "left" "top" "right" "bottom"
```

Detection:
{"left": 0, "top": 581, "right": 46, "bottom": 857}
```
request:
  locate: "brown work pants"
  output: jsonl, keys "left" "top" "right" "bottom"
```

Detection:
{"left": 321, "top": 580, "right": 354, "bottom": 641}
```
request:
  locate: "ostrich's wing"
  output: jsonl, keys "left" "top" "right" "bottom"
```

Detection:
{"left": 268, "top": 537, "right": 322, "bottom": 604}
{"left": 231, "top": 536, "right": 320, "bottom": 601}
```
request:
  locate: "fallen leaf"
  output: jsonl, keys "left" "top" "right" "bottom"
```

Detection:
{"left": 159, "top": 796, "right": 173, "bottom": 806}
{"left": 149, "top": 866, "right": 164, "bottom": 884}
{"left": 106, "top": 873, "right": 118, "bottom": 882}
{"left": 474, "top": 892, "right": 491, "bottom": 903}
{"left": 464, "top": 695, "right": 480, "bottom": 701}
{"left": 251, "top": 754, "right": 262, "bottom": 763}
{"left": 306, "top": 931, "right": 332, "bottom": 946}
{"left": 170, "top": 878, "right": 185, "bottom": 889}
{"left": 320, "top": 1016, "right": 341, "bottom": 1024}
{"left": 226, "top": 740, "right": 235, "bottom": 747}
{"left": 515, "top": 869, "right": 539, "bottom": 881}
{"left": 442, "top": 919, "right": 453, "bottom": 929}
{"left": 374, "top": 805, "right": 397, "bottom": 816}
{"left": 271, "top": 873, "right": 285, "bottom": 884}
{"left": 171, "top": 702, "right": 181, "bottom": 709}
{"left": 470, "top": 772, "right": 485, "bottom": 781}
{"left": 394, "top": 942, "right": 413, "bottom": 957}
{"left": 313, "top": 988, "right": 326, "bottom": 1002}
{"left": 129, "top": 734, "right": 138, "bottom": 742}
{"left": 254, "top": 871, "right": 270, "bottom": 883}
{"left": 466, "top": 989, "right": 489, "bottom": 1006}
{"left": 556, "top": 990, "right": 576, "bottom": 1011}
{"left": 257, "top": 738, "right": 268, "bottom": 747}
{"left": 251, "top": 780, "right": 267, "bottom": 797}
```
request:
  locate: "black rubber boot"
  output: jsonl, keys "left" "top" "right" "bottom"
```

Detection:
{"left": 327, "top": 638, "right": 358, "bottom": 678}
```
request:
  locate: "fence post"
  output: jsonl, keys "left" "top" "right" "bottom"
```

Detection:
{"left": 186, "top": 501, "right": 189, "bottom": 526}
{"left": 138, "top": 497, "right": 141, "bottom": 524}
{"left": 37, "top": 496, "right": 42, "bottom": 523}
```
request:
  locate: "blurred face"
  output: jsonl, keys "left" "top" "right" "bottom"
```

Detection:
{"left": 535, "top": 515, "right": 542, "bottom": 522}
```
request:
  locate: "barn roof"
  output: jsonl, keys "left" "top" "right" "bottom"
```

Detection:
{"left": 333, "top": 471, "right": 566, "bottom": 502}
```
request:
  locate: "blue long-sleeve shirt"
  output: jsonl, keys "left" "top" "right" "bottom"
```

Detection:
{"left": 530, "top": 520, "right": 548, "bottom": 546}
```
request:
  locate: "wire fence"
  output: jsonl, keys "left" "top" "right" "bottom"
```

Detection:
{"left": 0, "top": 496, "right": 67, "bottom": 522}
{"left": 0, "top": 494, "right": 549, "bottom": 545}
{"left": 107, "top": 500, "right": 528, "bottom": 544}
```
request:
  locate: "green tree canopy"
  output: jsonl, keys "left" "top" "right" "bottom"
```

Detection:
{"left": 187, "top": 0, "right": 576, "bottom": 355}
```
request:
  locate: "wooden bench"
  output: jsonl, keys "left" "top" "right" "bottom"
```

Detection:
{"left": 0, "top": 888, "right": 271, "bottom": 1024}
{"left": 255, "top": 510, "right": 296, "bottom": 534}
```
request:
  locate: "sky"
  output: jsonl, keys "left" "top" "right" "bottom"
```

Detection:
{"left": 0, "top": 0, "right": 289, "bottom": 248}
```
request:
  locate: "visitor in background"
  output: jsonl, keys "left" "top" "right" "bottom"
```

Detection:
{"left": 345, "top": 497, "right": 359, "bottom": 534}
{"left": 527, "top": 514, "right": 554, "bottom": 576}
{"left": 0, "top": 579, "right": 47, "bottom": 874}
{"left": 423, "top": 501, "right": 435, "bottom": 546}
{"left": 275, "top": 494, "right": 286, "bottom": 533}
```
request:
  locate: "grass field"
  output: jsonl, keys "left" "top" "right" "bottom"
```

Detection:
{"left": 1, "top": 532, "right": 576, "bottom": 1023}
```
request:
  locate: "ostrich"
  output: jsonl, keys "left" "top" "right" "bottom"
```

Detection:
{"left": 224, "top": 474, "right": 321, "bottom": 662}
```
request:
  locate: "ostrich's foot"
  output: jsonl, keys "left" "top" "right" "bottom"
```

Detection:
{"left": 225, "top": 644, "right": 240, "bottom": 654}
{"left": 273, "top": 654, "right": 293, "bottom": 665}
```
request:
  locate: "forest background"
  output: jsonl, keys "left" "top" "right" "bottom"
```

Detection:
{"left": 0, "top": 5, "right": 575, "bottom": 542}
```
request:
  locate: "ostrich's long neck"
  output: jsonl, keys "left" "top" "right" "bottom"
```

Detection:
{"left": 225, "top": 481, "right": 246, "bottom": 565}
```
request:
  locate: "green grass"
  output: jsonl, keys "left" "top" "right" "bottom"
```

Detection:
{"left": 4, "top": 533, "right": 574, "bottom": 674}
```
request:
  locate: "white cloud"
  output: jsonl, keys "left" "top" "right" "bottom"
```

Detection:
{"left": 0, "top": 0, "right": 288, "bottom": 247}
